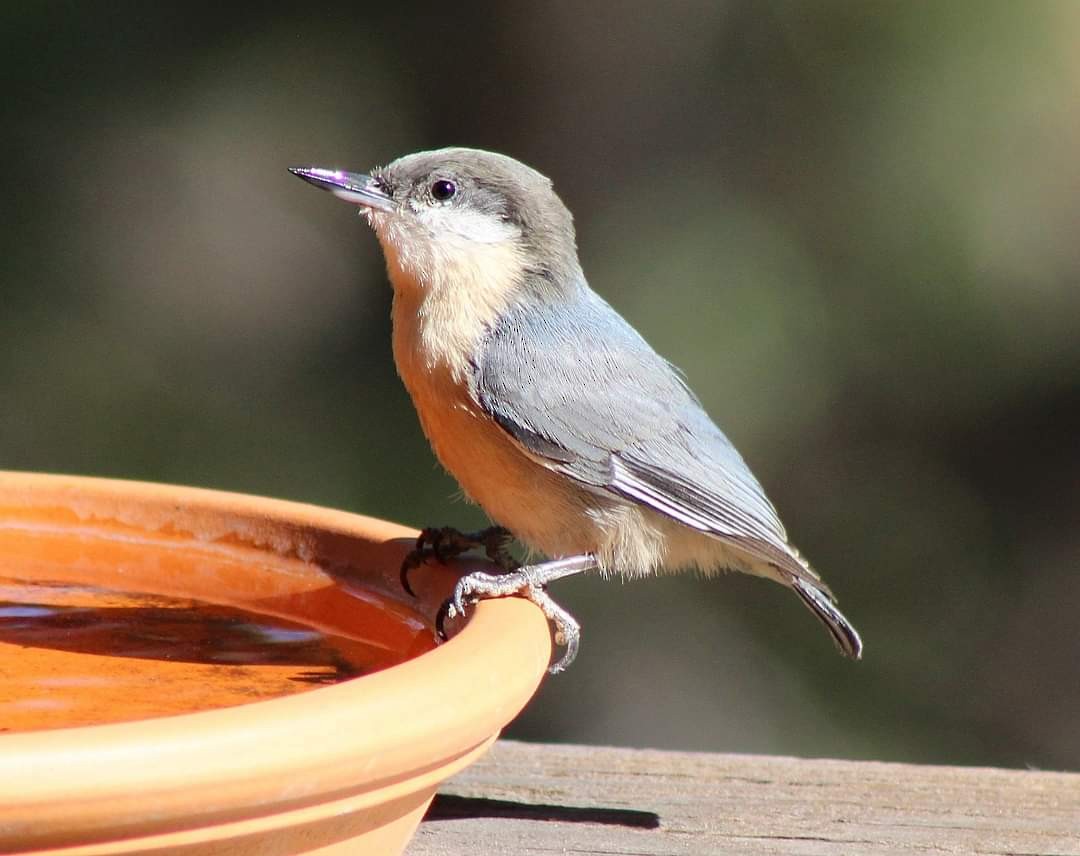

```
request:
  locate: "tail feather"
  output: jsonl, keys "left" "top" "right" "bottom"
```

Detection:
{"left": 791, "top": 577, "right": 863, "bottom": 660}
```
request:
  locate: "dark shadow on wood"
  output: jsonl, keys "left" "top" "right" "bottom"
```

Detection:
{"left": 423, "top": 794, "right": 660, "bottom": 829}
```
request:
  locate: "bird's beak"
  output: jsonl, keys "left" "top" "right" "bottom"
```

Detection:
{"left": 288, "top": 167, "right": 395, "bottom": 212}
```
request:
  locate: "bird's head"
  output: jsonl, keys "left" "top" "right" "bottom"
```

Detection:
{"left": 290, "top": 148, "right": 581, "bottom": 296}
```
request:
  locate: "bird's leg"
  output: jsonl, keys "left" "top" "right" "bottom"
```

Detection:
{"left": 435, "top": 554, "right": 597, "bottom": 674}
{"left": 400, "top": 525, "right": 519, "bottom": 596}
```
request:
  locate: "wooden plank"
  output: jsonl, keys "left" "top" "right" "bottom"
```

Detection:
{"left": 408, "top": 740, "right": 1080, "bottom": 855}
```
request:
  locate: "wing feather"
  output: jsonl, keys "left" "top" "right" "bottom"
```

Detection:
{"left": 472, "top": 288, "right": 797, "bottom": 570}
{"left": 471, "top": 287, "right": 861, "bottom": 658}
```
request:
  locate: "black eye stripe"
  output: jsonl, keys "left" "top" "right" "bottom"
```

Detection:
{"left": 431, "top": 179, "right": 457, "bottom": 201}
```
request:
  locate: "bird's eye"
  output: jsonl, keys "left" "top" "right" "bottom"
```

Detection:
{"left": 431, "top": 179, "right": 457, "bottom": 201}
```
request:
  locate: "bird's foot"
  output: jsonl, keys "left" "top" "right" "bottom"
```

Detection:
{"left": 400, "top": 525, "right": 518, "bottom": 596}
{"left": 435, "top": 554, "right": 596, "bottom": 674}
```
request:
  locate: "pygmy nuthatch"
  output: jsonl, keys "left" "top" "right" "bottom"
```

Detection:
{"left": 290, "top": 149, "right": 862, "bottom": 673}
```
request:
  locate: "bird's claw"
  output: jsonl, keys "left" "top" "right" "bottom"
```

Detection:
{"left": 434, "top": 565, "right": 582, "bottom": 674}
{"left": 434, "top": 570, "right": 499, "bottom": 640}
{"left": 400, "top": 526, "right": 518, "bottom": 597}
{"left": 399, "top": 530, "right": 436, "bottom": 597}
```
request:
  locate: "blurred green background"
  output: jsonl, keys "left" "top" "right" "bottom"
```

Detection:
{"left": 4, "top": 1, "right": 1079, "bottom": 769}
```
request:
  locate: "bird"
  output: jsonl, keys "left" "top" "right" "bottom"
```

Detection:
{"left": 289, "top": 148, "right": 862, "bottom": 673}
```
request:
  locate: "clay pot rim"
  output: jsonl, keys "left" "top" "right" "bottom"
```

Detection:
{"left": 0, "top": 471, "right": 552, "bottom": 848}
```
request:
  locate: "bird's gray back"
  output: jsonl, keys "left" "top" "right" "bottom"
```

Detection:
{"left": 470, "top": 281, "right": 796, "bottom": 564}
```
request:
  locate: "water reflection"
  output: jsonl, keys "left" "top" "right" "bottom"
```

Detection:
{"left": 0, "top": 587, "right": 362, "bottom": 675}
{"left": 0, "top": 573, "right": 424, "bottom": 731}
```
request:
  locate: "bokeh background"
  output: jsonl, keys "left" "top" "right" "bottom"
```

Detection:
{"left": 4, "top": 1, "right": 1079, "bottom": 770}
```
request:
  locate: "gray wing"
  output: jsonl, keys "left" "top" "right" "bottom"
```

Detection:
{"left": 470, "top": 288, "right": 804, "bottom": 577}
{"left": 472, "top": 288, "right": 863, "bottom": 659}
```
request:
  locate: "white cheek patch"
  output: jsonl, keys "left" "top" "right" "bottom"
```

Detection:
{"left": 419, "top": 206, "right": 520, "bottom": 245}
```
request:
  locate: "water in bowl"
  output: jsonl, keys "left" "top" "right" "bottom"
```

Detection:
{"left": 0, "top": 518, "right": 433, "bottom": 732}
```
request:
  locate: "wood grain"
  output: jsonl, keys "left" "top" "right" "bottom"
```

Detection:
{"left": 409, "top": 740, "right": 1080, "bottom": 855}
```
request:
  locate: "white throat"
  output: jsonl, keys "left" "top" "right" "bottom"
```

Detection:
{"left": 372, "top": 208, "right": 527, "bottom": 384}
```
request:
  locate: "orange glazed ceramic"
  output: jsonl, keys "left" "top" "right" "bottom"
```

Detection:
{"left": 0, "top": 471, "right": 551, "bottom": 855}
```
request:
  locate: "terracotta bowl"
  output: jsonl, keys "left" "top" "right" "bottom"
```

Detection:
{"left": 0, "top": 471, "right": 551, "bottom": 855}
